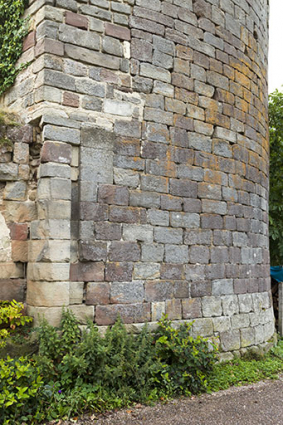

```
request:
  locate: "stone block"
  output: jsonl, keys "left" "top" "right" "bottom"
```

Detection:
{"left": 222, "top": 295, "right": 239, "bottom": 316}
{"left": 7, "top": 125, "right": 33, "bottom": 144}
{"left": 98, "top": 185, "right": 129, "bottom": 206}
{"left": 202, "top": 296, "right": 222, "bottom": 317}
{"left": 69, "top": 281, "right": 84, "bottom": 304}
{"left": 70, "top": 262, "right": 104, "bottom": 282}
{"left": 123, "top": 224, "right": 153, "bottom": 243}
{"left": 0, "top": 263, "right": 24, "bottom": 279}
{"left": 95, "top": 303, "right": 150, "bottom": 325}
{"left": 141, "top": 243, "right": 164, "bottom": 262}
{"left": 166, "top": 299, "right": 182, "bottom": 320}
{"left": 240, "top": 327, "right": 255, "bottom": 348}
{"left": 41, "top": 141, "right": 72, "bottom": 164}
{"left": 4, "top": 181, "right": 27, "bottom": 201}
{"left": 0, "top": 279, "right": 26, "bottom": 302}
{"left": 182, "top": 298, "right": 202, "bottom": 319}
{"left": 212, "top": 279, "right": 233, "bottom": 296}
{"left": 28, "top": 306, "right": 63, "bottom": 327}
{"left": 105, "top": 22, "right": 131, "bottom": 40}
{"left": 213, "top": 316, "right": 231, "bottom": 333}
{"left": 86, "top": 282, "right": 110, "bottom": 305}
{"left": 11, "top": 241, "right": 28, "bottom": 262}
{"left": 27, "top": 281, "right": 69, "bottom": 307}
{"left": 27, "top": 263, "right": 70, "bottom": 282}
{"left": 145, "top": 280, "right": 174, "bottom": 302}
{"left": 111, "top": 281, "right": 144, "bottom": 304}
{"left": 152, "top": 301, "right": 165, "bottom": 321}
{"left": 133, "top": 263, "right": 160, "bottom": 280}
{"left": 108, "top": 241, "right": 140, "bottom": 262}
{"left": 220, "top": 330, "right": 241, "bottom": 352}
{"left": 154, "top": 227, "right": 183, "bottom": 244}
{"left": 65, "top": 11, "right": 88, "bottom": 29}
{"left": 69, "top": 305, "right": 95, "bottom": 324}
{"left": 65, "top": 44, "right": 120, "bottom": 69}
{"left": 231, "top": 314, "right": 250, "bottom": 330}
{"left": 192, "top": 318, "right": 213, "bottom": 337}
{"left": 79, "top": 241, "right": 107, "bottom": 262}
{"left": 105, "top": 262, "right": 133, "bottom": 282}
{"left": 95, "top": 222, "right": 121, "bottom": 241}
{"left": 0, "top": 163, "right": 18, "bottom": 181}
{"left": 165, "top": 244, "right": 188, "bottom": 264}
{"left": 14, "top": 143, "right": 29, "bottom": 164}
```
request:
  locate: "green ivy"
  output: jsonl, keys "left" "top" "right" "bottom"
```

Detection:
{"left": 0, "top": 0, "right": 29, "bottom": 96}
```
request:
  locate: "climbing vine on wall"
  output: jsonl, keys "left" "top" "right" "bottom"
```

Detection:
{"left": 0, "top": 0, "right": 29, "bottom": 96}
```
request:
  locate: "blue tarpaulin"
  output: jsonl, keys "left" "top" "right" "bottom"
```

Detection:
{"left": 271, "top": 266, "right": 283, "bottom": 283}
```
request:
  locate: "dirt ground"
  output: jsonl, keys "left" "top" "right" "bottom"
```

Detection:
{"left": 53, "top": 375, "right": 283, "bottom": 425}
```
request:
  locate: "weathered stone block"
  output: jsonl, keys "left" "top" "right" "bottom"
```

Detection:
{"left": 111, "top": 281, "right": 144, "bottom": 304}
{"left": 86, "top": 282, "right": 110, "bottom": 305}
{"left": 27, "top": 281, "right": 69, "bottom": 307}
{"left": 95, "top": 303, "right": 150, "bottom": 325}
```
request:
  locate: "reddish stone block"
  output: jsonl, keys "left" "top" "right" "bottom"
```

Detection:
{"left": 98, "top": 185, "right": 129, "bottom": 206}
{"left": 9, "top": 223, "right": 29, "bottom": 240}
{"left": 108, "top": 241, "right": 141, "bottom": 262}
{"left": 35, "top": 38, "right": 64, "bottom": 57}
{"left": 63, "top": 92, "right": 79, "bottom": 108}
{"left": 23, "top": 31, "right": 35, "bottom": 51}
{"left": 80, "top": 203, "right": 108, "bottom": 221}
{"left": 166, "top": 299, "right": 182, "bottom": 320}
{"left": 7, "top": 125, "right": 33, "bottom": 144}
{"left": 145, "top": 281, "right": 174, "bottom": 302}
{"left": 95, "top": 303, "right": 150, "bottom": 325}
{"left": 65, "top": 11, "right": 88, "bottom": 29}
{"left": 105, "top": 262, "right": 133, "bottom": 282}
{"left": 41, "top": 141, "right": 72, "bottom": 164}
{"left": 109, "top": 206, "right": 146, "bottom": 224}
{"left": 160, "top": 264, "right": 184, "bottom": 280}
{"left": 86, "top": 282, "right": 110, "bottom": 305}
{"left": 70, "top": 262, "right": 104, "bottom": 282}
{"left": 11, "top": 241, "right": 28, "bottom": 262}
{"left": 0, "top": 279, "right": 26, "bottom": 302}
{"left": 79, "top": 241, "right": 107, "bottom": 262}
{"left": 182, "top": 298, "right": 202, "bottom": 319}
{"left": 105, "top": 23, "right": 131, "bottom": 41}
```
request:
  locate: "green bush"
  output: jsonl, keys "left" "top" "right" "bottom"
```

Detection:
{"left": 0, "top": 300, "right": 33, "bottom": 348}
{"left": 2, "top": 310, "right": 218, "bottom": 423}
{"left": 153, "top": 317, "right": 217, "bottom": 395}
{"left": 0, "top": 356, "right": 43, "bottom": 425}
{"left": 0, "top": 0, "right": 29, "bottom": 95}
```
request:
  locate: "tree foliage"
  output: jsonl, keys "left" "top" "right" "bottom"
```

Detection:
{"left": 269, "top": 89, "right": 283, "bottom": 265}
{"left": 0, "top": 0, "right": 29, "bottom": 96}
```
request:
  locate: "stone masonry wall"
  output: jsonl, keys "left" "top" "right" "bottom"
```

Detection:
{"left": 0, "top": 0, "right": 274, "bottom": 355}
{"left": 0, "top": 114, "right": 38, "bottom": 303}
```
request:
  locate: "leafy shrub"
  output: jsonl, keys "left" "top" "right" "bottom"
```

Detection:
{"left": 0, "top": 300, "right": 33, "bottom": 348}
{"left": 3, "top": 310, "right": 217, "bottom": 422}
{"left": 0, "top": 0, "right": 29, "bottom": 95}
{"left": 0, "top": 356, "right": 43, "bottom": 425}
{"left": 153, "top": 316, "right": 217, "bottom": 395}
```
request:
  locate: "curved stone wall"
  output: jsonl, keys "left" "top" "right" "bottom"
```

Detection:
{"left": 0, "top": 0, "right": 274, "bottom": 354}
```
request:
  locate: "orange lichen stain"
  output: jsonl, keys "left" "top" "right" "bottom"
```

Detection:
{"left": 206, "top": 110, "right": 230, "bottom": 129}
{"left": 235, "top": 71, "right": 251, "bottom": 90}
{"left": 204, "top": 169, "right": 223, "bottom": 186}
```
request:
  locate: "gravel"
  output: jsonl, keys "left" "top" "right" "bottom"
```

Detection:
{"left": 49, "top": 376, "right": 283, "bottom": 425}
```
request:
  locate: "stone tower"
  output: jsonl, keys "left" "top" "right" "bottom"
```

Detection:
{"left": 0, "top": 0, "right": 274, "bottom": 355}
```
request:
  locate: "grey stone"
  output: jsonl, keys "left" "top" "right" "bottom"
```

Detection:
{"left": 164, "top": 244, "right": 189, "bottom": 264}
{"left": 141, "top": 244, "right": 164, "bottom": 262}
{"left": 111, "top": 281, "right": 144, "bottom": 304}
{"left": 202, "top": 296, "right": 222, "bottom": 317}
{"left": 212, "top": 279, "right": 233, "bottom": 296}
{"left": 133, "top": 263, "right": 160, "bottom": 280}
